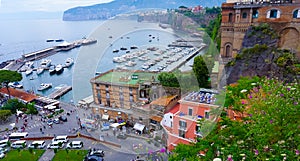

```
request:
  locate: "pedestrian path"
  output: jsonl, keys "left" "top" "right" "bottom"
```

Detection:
{"left": 38, "top": 149, "right": 55, "bottom": 161}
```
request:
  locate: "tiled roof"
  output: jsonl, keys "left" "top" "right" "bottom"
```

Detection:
{"left": 165, "top": 103, "right": 180, "bottom": 114}
{"left": 0, "top": 88, "right": 38, "bottom": 102}
{"left": 150, "top": 95, "right": 178, "bottom": 107}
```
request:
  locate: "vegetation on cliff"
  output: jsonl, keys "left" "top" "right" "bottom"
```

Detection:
{"left": 224, "top": 23, "right": 300, "bottom": 85}
{"left": 169, "top": 76, "right": 300, "bottom": 161}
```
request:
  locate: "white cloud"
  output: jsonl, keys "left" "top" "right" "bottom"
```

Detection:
{"left": 0, "top": 0, "right": 113, "bottom": 13}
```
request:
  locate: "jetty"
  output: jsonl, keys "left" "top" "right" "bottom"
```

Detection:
{"left": 48, "top": 86, "right": 72, "bottom": 99}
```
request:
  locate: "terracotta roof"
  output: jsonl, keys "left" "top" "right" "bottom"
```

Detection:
{"left": 150, "top": 115, "right": 162, "bottom": 122}
{"left": 150, "top": 95, "right": 178, "bottom": 107}
{"left": 0, "top": 88, "right": 38, "bottom": 102}
{"left": 165, "top": 103, "right": 180, "bottom": 114}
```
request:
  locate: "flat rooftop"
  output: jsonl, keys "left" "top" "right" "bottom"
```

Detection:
{"left": 93, "top": 69, "right": 159, "bottom": 86}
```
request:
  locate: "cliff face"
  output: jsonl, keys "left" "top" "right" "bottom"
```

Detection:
{"left": 62, "top": 0, "right": 224, "bottom": 21}
{"left": 222, "top": 24, "right": 300, "bottom": 86}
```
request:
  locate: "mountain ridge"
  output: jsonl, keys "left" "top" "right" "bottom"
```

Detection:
{"left": 62, "top": 0, "right": 225, "bottom": 21}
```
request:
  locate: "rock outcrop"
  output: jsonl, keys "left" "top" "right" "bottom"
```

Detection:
{"left": 222, "top": 23, "right": 299, "bottom": 86}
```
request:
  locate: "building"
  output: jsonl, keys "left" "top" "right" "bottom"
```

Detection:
{"left": 161, "top": 88, "right": 219, "bottom": 151}
{"left": 220, "top": 0, "right": 300, "bottom": 60}
{"left": 90, "top": 69, "right": 168, "bottom": 131}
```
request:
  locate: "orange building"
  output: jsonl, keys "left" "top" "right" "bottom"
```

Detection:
{"left": 161, "top": 88, "right": 219, "bottom": 151}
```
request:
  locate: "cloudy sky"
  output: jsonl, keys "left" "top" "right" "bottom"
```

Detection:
{"left": 0, "top": 0, "right": 114, "bottom": 13}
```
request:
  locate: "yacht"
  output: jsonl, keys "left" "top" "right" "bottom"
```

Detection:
{"left": 24, "top": 61, "right": 34, "bottom": 69}
{"left": 36, "top": 67, "right": 45, "bottom": 75}
{"left": 25, "top": 68, "right": 33, "bottom": 76}
{"left": 125, "top": 61, "right": 137, "bottom": 67}
{"left": 65, "top": 58, "right": 74, "bottom": 67}
{"left": 40, "top": 59, "right": 51, "bottom": 68}
{"left": 55, "top": 64, "right": 64, "bottom": 74}
{"left": 37, "top": 83, "right": 52, "bottom": 91}
{"left": 49, "top": 66, "right": 56, "bottom": 75}
{"left": 8, "top": 82, "right": 23, "bottom": 89}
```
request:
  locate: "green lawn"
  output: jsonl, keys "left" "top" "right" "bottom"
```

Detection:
{"left": 2, "top": 149, "right": 45, "bottom": 161}
{"left": 52, "top": 149, "right": 88, "bottom": 161}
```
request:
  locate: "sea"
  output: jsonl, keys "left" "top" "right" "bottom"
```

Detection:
{"left": 0, "top": 17, "right": 205, "bottom": 104}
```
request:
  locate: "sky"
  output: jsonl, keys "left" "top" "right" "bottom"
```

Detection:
{"left": 0, "top": 0, "right": 114, "bottom": 14}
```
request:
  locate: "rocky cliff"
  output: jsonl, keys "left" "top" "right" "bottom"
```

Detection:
{"left": 222, "top": 23, "right": 300, "bottom": 86}
{"left": 62, "top": 0, "right": 224, "bottom": 21}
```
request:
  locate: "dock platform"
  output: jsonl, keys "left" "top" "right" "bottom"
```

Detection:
{"left": 48, "top": 86, "right": 72, "bottom": 99}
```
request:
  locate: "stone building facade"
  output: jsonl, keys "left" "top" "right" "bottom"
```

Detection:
{"left": 220, "top": 0, "right": 300, "bottom": 60}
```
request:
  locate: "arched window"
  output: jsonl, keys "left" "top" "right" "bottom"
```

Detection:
{"left": 229, "top": 13, "right": 233, "bottom": 22}
{"left": 225, "top": 45, "right": 231, "bottom": 57}
{"left": 267, "top": 9, "right": 280, "bottom": 18}
{"left": 242, "top": 12, "right": 247, "bottom": 19}
{"left": 293, "top": 9, "right": 300, "bottom": 18}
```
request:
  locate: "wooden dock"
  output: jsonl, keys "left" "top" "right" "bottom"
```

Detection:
{"left": 48, "top": 86, "right": 72, "bottom": 99}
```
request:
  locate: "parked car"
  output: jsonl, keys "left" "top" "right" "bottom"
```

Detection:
{"left": 59, "top": 115, "right": 67, "bottom": 122}
{"left": 53, "top": 118, "right": 60, "bottom": 124}
{"left": 47, "top": 119, "right": 53, "bottom": 126}
{"left": 0, "top": 148, "right": 8, "bottom": 154}
{"left": 47, "top": 141, "right": 64, "bottom": 149}
{"left": 11, "top": 140, "right": 27, "bottom": 149}
{"left": 66, "top": 141, "right": 83, "bottom": 149}
{"left": 0, "top": 152, "right": 5, "bottom": 159}
{"left": 28, "top": 140, "right": 46, "bottom": 149}
{"left": 84, "top": 149, "right": 105, "bottom": 161}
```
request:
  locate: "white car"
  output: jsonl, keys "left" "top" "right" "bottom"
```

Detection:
{"left": 66, "top": 141, "right": 83, "bottom": 149}
{"left": 47, "top": 141, "right": 64, "bottom": 149}
{"left": 0, "top": 152, "right": 4, "bottom": 159}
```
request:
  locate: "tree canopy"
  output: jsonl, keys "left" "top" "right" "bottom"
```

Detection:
{"left": 0, "top": 70, "right": 22, "bottom": 85}
{"left": 193, "top": 55, "right": 210, "bottom": 88}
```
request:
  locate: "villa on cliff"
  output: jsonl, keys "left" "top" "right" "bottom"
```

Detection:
{"left": 220, "top": 0, "right": 300, "bottom": 61}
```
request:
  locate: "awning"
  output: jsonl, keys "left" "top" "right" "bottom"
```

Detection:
{"left": 110, "top": 123, "right": 120, "bottom": 128}
{"left": 133, "top": 123, "right": 145, "bottom": 132}
{"left": 102, "top": 114, "right": 109, "bottom": 120}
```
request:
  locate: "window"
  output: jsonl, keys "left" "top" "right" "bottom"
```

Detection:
{"left": 179, "top": 129, "right": 186, "bottom": 138}
{"left": 139, "top": 117, "right": 143, "bottom": 121}
{"left": 253, "top": 10, "right": 258, "bottom": 18}
{"left": 188, "top": 108, "right": 193, "bottom": 116}
{"left": 205, "top": 111, "right": 210, "bottom": 119}
{"left": 225, "top": 45, "right": 231, "bottom": 57}
{"left": 120, "top": 93, "right": 124, "bottom": 101}
{"left": 97, "top": 90, "right": 101, "bottom": 104}
{"left": 228, "top": 13, "right": 233, "bottom": 22}
{"left": 293, "top": 9, "right": 300, "bottom": 18}
{"left": 129, "top": 95, "right": 134, "bottom": 102}
{"left": 96, "top": 84, "right": 99, "bottom": 87}
{"left": 242, "top": 12, "right": 247, "bottom": 19}
{"left": 129, "top": 87, "right": 133, "bottom": 94}
{"left": 106, "top": 92, "right": 110, "bottom": 99}
{"left": 267, "top": 9, "right": 280, "bottom": 18}
{"left": 179, "top": 120, "right": 187, "bottom": 129}
{"left": 119, "top": 86, "right": 123, "bottom": 92}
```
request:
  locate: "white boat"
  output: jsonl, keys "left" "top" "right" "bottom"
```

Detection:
{"left": 65, "top": 58, "right": 74, "bottom": 67}
{"left": 36, "top": 67, "right": 45, "bottom": 75}
{"left": 8, "top": 82, "right": 23, "bottom": 88}
{"left": 40, "top": 59, "right": 51, "bottom": 68}
{"left": 49, "top": 66, "right": 56, "bottom": 75}
{"left": 37, "top": 83, "right": 52, "bottom": 91}
{"left": 25, "top": 68, "right": 33, "bottom": 76}
{"left": 24, "top": 61, "right": 34, "bottom": 69}
{"left": 125, "top": 61, "right": 137, "bottom": 67}
{"left": 55, "top": 64, "right": 64, "bottom": 74}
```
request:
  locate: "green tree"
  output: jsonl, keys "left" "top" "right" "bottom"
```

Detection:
{"left": 193, "top": 56, "right": 210, "bottom": 88}
{"left": 2, "top": 98, "right": 26, "bottom": 114}
{"left": 157, "top": 72, "right": 180, "bottom": 87}
{"left": 0, "top": 70, "right": 22, "bottom": 98}
{"left": 0, "top": 110, "right": 12, "bottom": 123}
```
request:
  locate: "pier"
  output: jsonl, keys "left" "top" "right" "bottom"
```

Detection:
{"left": 48, "top": 86, "right": 72, "bottom": 99}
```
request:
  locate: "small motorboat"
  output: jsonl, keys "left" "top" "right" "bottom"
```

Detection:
{"left": 49, "top": 66, "right": 56, "bottom": 75}
{"left": 64, "top": 58, "right": 74, "bottom": 67}
{"left": 36, "top": 67, "right": 45, "bottom": 75}
{"left": 25, "top": 68, "right": 33, "bottom": 76}
{"left": 37, "top": 83, "right": 52, "bottom": 91}
{"left": 55, "top": 64, "right": 64, "bottom": 74}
